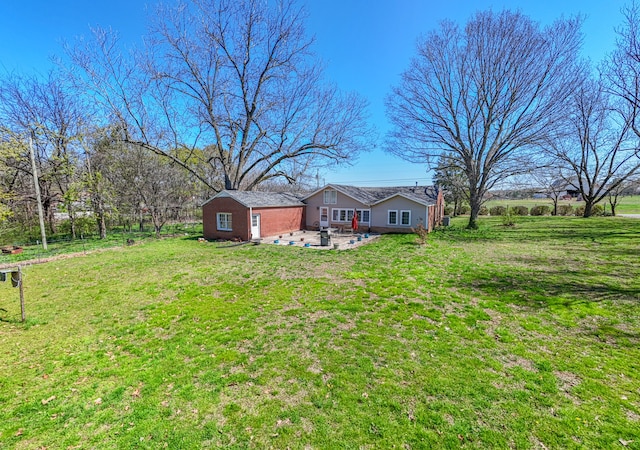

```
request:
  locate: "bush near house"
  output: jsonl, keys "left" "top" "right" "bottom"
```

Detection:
{"left": 489, "top": 205, "right": 507, "bottom": 216}
{"left": 479, "top": 206, "right": 489, "bottom": 215}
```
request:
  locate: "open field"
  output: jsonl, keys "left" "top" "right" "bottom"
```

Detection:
{"left": 484, "top": 195, "right": 640, "bottom": 214}
{"left": 1, "top": 216, "right": 639, "bottom": 448}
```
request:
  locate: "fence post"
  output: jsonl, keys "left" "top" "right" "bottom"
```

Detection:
{"left": 18, "top": 266, "right": 25, "bottom": 322}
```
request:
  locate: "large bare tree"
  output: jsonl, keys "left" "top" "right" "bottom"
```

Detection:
{"left": 386, "top": 10, "right": 583, "bottom": 228}
{"left": 549, "top": 78, "right": 640, "bottom": 217}
{"left": 67, "top": 0, "right": 371, "bottom": 192}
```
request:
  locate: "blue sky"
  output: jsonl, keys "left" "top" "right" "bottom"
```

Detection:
{"left": 0, "top": 0, "right": 629, "bottom": 186}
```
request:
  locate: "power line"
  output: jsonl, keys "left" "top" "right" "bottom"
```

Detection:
{"left": 326, "top": 177, "right": 433, "bottom": 185}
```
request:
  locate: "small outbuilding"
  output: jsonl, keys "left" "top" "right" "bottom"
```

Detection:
{"left": 202, "top": 190, "right": 305, "bottom": 241}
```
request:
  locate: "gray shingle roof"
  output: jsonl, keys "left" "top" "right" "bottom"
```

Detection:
{"left": 331, "top": 184, "right": 439, "bottom": 206}
{"left": 215, "top": 190, "right": 305, "bottom": 208}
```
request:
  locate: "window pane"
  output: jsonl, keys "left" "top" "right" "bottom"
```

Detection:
{"left": 388, "top": 211, "right": 397, "bottom": 225}
{"left": 332, "top": 209, "right": 339, "bottom": 221}
{"left": 347, "top": 210, "right": 354, "bottom": 221}
{"left": 361, "top": 210, "right": 370, "bottom": 223}
{"left": 401, "top": 211, "right": 410, "bottom": 225}
{"left": 324, "top": 190, "right": 337, "bottom": 204}
{"left": 217, "top": 213, "right": 232, "bottom": 230}
{"left": 340, "top": 210, "right": 346, "bottom": 221}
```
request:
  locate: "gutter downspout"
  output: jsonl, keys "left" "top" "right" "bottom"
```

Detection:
{"left": 249, "top": 206, "right": 253, "bottom": 240}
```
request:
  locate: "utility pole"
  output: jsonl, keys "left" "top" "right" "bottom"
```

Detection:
{"left": 29, "top": 136, "right": 48, "bottom": 250}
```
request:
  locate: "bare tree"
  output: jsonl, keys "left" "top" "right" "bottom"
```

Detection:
{"left": 548, "top": 78, "right": 640, "bottom": 217}
{"left": 608, "top": 2, "right": 640, "bottom": 141}
{"left": 67, "top": 0, "right": 372, "bottom": 193}
{"left": 386, "top": 10, "right": 583, "bottom": 228}
{"left": 528, "top": 167, "right": 573, "bottom": 216}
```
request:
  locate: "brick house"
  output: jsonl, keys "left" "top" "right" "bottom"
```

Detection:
{"left": 202, "top": 184, "right": 444, "bottom": 241}
{"left": 202, "top": 191, "right": 305, "bottom": 241}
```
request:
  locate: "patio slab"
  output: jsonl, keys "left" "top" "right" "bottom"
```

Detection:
{"left": 260, "top": 230, "right": 380, "bottom": 250}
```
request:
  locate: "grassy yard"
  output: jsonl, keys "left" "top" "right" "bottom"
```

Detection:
{"left": 484, "top": 195, "right": 640, "bottom": 214}
{"left": 0, "top": 217, "right": 638, "bottom": 449}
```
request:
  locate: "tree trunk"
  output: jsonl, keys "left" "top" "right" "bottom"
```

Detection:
{"left": 608, "top": 196, "right": 618, "bottom": 216}
{"left": 97, "top": 212, "right": 107, "bottom": 239}
{"left": 467, "top": 189, "right": 481, "bottom": 229}
{"left": 583, "top": 201, "right": 594, "bottom": 218}
{"left": 68, "top": 204, "right": 77, "bottom": 239}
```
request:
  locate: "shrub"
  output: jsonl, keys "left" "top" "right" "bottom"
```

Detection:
{"left": 591, "top": 204, "right": 604, "bottom": 216}
{"left": 479, "top": 206, "right": 489, "bottom": 215}
{"left": 530, "top": 205, "right": 551, "bottom": 216}
{"left": 412, "top": 222, "right": 428, "bottom": 245}
{"left": 501, "top": 209, "right": 517, "bottom": 226}
{"left": 444, "top": 205, "right": 453, "bottom": 216}
{"left": 556, "top": 204, "right": 573, "bottom": 216}
{"left": 57, "top": 216, "right": 96, "bottom": 237}
{"left": 576, "top": 204, "right": 604, "bottom": 217}
{"left": 511, "top": 206, "right": 529, "bottom": 216}
{"left": 458, "top": 205, "right": 470, "bottom": 215}
{"left": 489, "top": 205, "right": 506, "bottom": 216}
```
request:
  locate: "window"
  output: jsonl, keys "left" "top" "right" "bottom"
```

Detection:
{"left": 388, "top": 210, "right": 398, "bottom": 225}
{"left": 217, "top": 212, "right": 232, "bottom": 231}
{"left": 401, "top": 210, "right": 411, "bottom": 226}
{"left": 331, "top": 208, "right": 370, "bottom": 223}
{"left": 323, "top": 189, "right": 337, "bottom": 204}
{"left": 357, "top": 210, "right": 370, "bottom": 223}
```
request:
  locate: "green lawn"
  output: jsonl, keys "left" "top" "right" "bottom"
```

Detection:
{"left": 484, "top": 195, "right": 640, "bottom": 214}
{"left": 1, "top": 217, "right": 639, "bottom": 449}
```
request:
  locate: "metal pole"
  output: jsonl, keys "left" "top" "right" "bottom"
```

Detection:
{"left": 18, "top": 266, "right": 25, "bottom": 322}
{"left": 29, "top": 137, "right": 48, "bottom": 250}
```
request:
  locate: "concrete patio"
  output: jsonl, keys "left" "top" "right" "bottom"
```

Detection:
{"left": 259, "top": 229, "right": 380, "bottom": 250}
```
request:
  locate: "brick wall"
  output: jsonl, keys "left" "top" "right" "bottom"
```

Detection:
{"left": 254, "top": 206, "right": 305, "bottom": 237}
{"left": 203, "top": 198, "right": 305, "bottom": 241}
{"left": 203, "top": 197, "right": 250, "bottom": 240}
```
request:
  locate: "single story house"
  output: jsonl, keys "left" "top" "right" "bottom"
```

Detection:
{"left": 302, "top": 184, "right": 444, "bottom": 233}
{"left": 202, "top": 184, "right": 444, "bottom": 241}
{"left": 202, "top": 190, "right": 305, "bottom": 241}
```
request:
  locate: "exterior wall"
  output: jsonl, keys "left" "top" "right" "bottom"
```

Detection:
{"left": 203, "top": 197, "right": 250, "bottom": 241}
{"left": 370, "top": 197, "right": 428, "bottom": 234}
{"left": 304, "top": 188, "right": 368, "bottom": 230}
{"left": 252, "top": 206, "right": 305, "bottom": 238}
{"left": 203, "top": 197, "right": 305, "bottom": 241}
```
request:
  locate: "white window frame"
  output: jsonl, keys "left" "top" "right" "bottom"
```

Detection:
{"left": 400, "top": 210, "right": 411, "bottom": 226}
{"left": 357, "top": 209, "right": 370, "bottom": 224}
{"left": 323, "top": 189, "right": 337, "bottom": 204}
{"left": 331, "top": 208, "right": 370, "bottom": 223}
{"left": 387, "top": 210, "right": 398, "bottom": 225}
{"left": 217, "top": 212, "right": 232, "bottom": 231}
